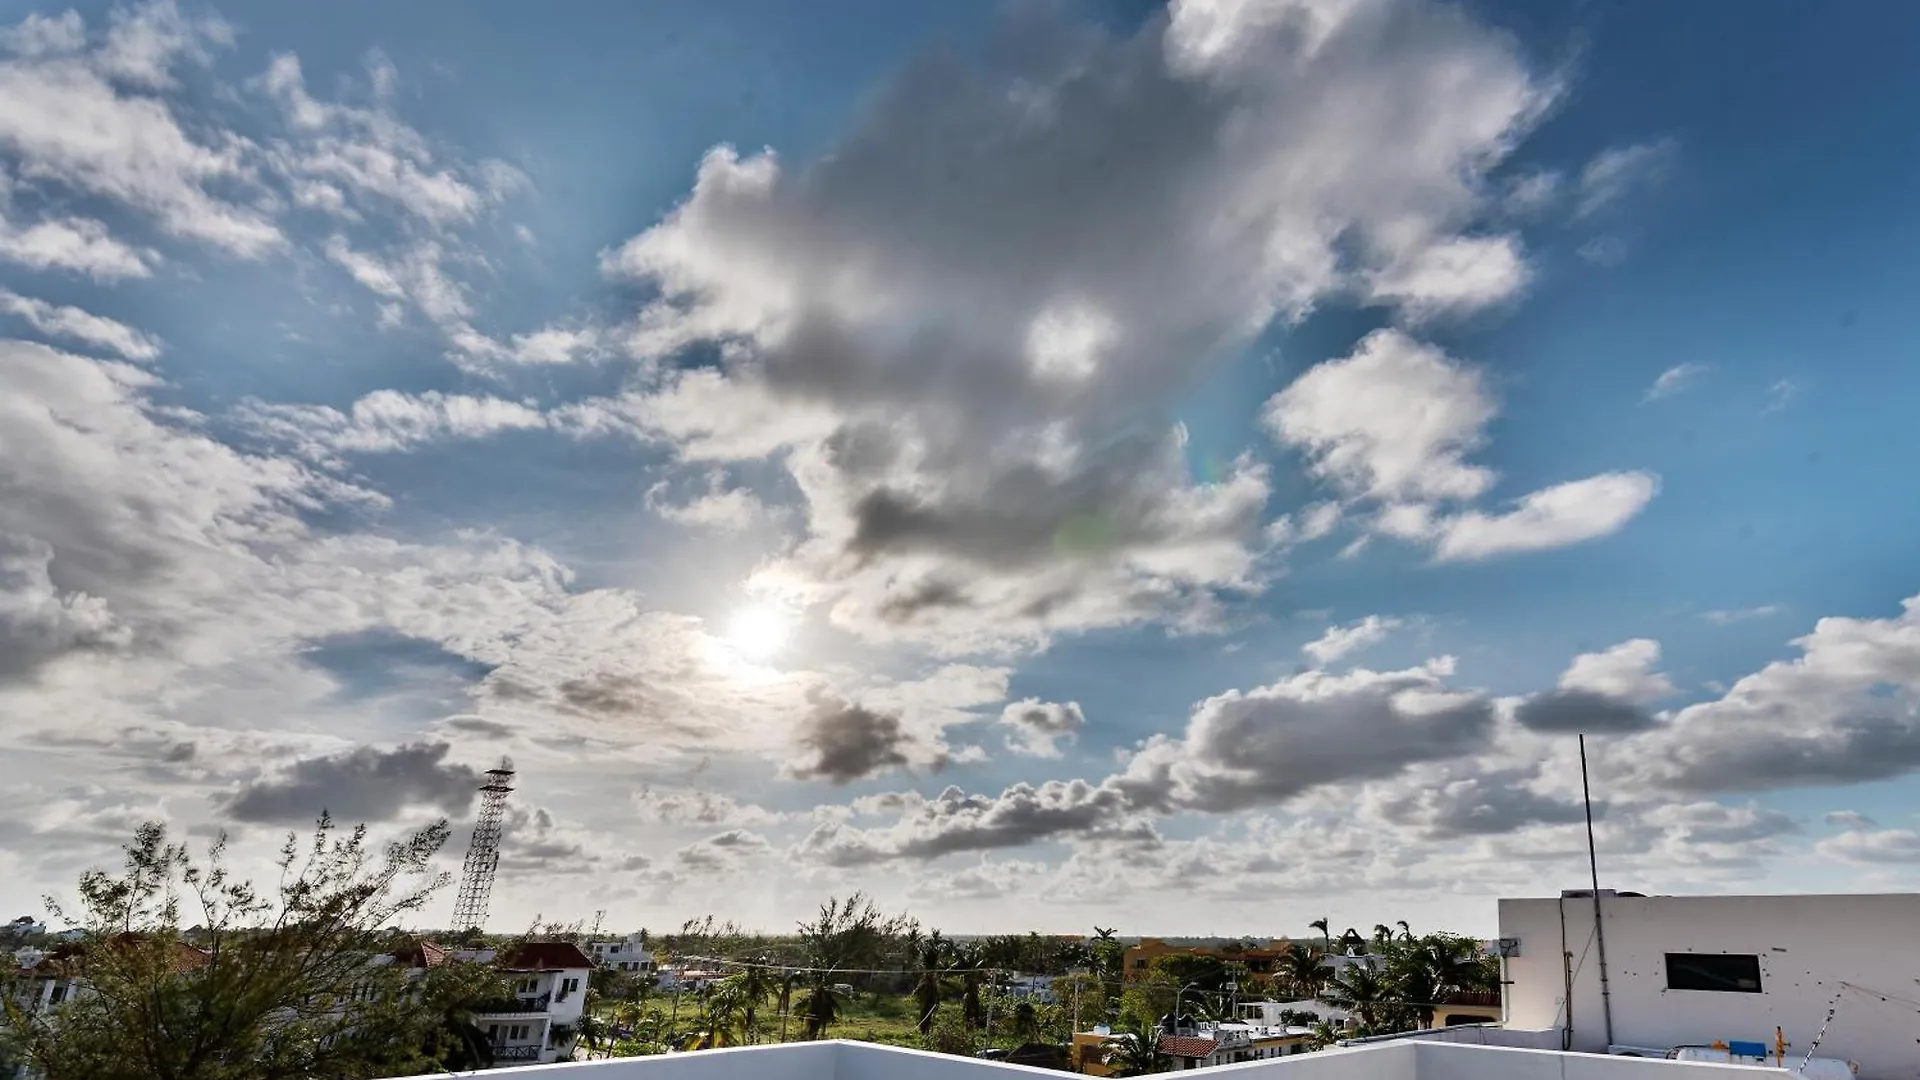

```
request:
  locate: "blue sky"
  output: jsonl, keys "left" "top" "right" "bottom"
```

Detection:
{"left": 3, "top": 0, "right": 1919, "bottom": 936}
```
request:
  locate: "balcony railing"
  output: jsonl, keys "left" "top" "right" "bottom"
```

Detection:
{"left": 491, "top": 1044, "right": 541, "bottom": 1062}
{"left": 475, "top": 993, "right": 550, "bottom": 1015}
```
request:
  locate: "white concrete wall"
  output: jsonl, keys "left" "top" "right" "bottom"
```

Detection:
{"left": 1501, "top": 893, "right": 1920, "bottom": 1079}
{"left": 1410, "top": 1041, "right": 1802, "bottom": 1080}
{"left": 482, "top": 1038, "right": 1839, "bottom": 1080}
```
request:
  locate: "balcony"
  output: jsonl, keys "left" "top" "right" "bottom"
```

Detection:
{"left": 483, "top": 1037, "right": 1807, "bottom": 1080}
{"left": 474, "top": 993, "right": 550, "bottom": 1016}
{"left": 490, "top": 1044, "right": 541, "bottom": 1062}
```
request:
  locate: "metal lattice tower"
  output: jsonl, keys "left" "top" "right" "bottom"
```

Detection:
{"left": 451, "top": 757, "right": 515, "bottom": 932}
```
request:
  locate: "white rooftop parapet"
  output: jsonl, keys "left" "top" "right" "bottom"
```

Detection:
{"left": 481, "top": 1036, "right": 1829, "bottom": 1080}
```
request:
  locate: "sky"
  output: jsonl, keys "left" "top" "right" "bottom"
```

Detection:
{"left": 3, "top": 0, "right": 1919, "bottom": 939}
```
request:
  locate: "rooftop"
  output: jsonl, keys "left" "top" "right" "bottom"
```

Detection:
{"left": 482, "top": 1037, "right": 1839, "bottom": 1080}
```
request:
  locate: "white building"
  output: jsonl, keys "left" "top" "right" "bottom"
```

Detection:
{"left": 1499, "top": 890, "right": 1920, "bottom": 1079}
{"left": 589, "top": 935, "right": 659, "bottom": 974}
{"left": 391, "top": 939, "right": 593, "bottom": 1067}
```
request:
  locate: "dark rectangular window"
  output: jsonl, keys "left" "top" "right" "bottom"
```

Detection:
{"left": 1665, "top": 953, "right": 1762, "bottom": 993}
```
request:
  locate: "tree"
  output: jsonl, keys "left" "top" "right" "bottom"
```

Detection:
{"left": 913, "top": 931, "right": 947, "bottom": 1037}
{"left": 1, "top": 814, "right": 462, "bottom": 1080}
{"left": 1308, "top": 917, "right": 1331, "bottom": 949}
{"left": 1395, "top": 920, "right": 1413, "bottom": 942}
{"left": 1103, "top": 1021, "right": 1168, "bottom": 1077}
{"left": 1372, "top": 924, "right": 1394, "bottom": 950}
{"left": 1277, "top": 943, "right": 1326, "bottom": 1000}
{"left": 1320, "top": 960, "right": 1396, "bottom": 1034}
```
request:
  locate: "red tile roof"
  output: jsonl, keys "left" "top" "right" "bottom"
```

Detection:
{"left": 1158, "top": 1036, "right": 1221, "bottom": 1058}
{"left": 390, "top": 940, "right": 449, "bottom": 968}
{"left": 497, "top": 941, "right": 594, "bottom": 971}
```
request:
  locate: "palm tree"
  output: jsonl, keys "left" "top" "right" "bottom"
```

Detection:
{"left": 1011, "top": 1000, "right": 1042, "bottom": 1045}
{"left": 1103, "top": 1020, "right": 1169, "bottom": 1076}
{"left": 914, "top": 931, "right": 947, "bottom": 1037}
{"left": 953, "top": 941, "right": 988, "bottom": 1028}
{"left": 799, "top": 976, "right": 844, "bottom": 1040}
{"left": 733, "top": 962, "right": 776, "bottom": 1043}
{"left": 1395, "top": 920, "right": 1412, "bottom": 942}
{"left": 1278, "top": 943, "right": 1326, "bottom": 1000}
{"left": 1308, "top": 917, "right": 1331, "bottom": 950}
{"left": 1372, "top": 924, "right": 1394, "bottom": 951}
{"left": 1320, "top": 960, "right": 1392, "bottom": 1033}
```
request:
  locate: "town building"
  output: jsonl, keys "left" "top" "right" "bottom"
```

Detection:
{"left": 1497, "top": 890, "right": 1920, "bottom": 1079}
{"left": 588, "top": 935, "right": 659, "bottom": 975}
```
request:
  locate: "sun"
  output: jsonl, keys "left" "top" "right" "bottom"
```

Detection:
{"left": 726, "top": 604, "right": 791, "bottom": 661}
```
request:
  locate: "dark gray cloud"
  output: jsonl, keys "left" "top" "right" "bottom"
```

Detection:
{"left": 222, "top": 741, "right": 479, "bottom": 825}
{"left": 1128, "top": 666, "right": 1495, "bottom": 813}
{"left": 676, "top": 829, "right": 772, "bottom": 874}
{"left": 1514, "top": 689, "right": 1658, "bottom": 734}
{"left": 1368, "top": 767, "right": 1595, "bottom": 838}
{"left": 796, "top": 781, "right": 1156, "bottom": 866}
{"left": 1655, "top": 716, "right": 1920, "bottom": 793}
{"left": 0, "top": 531, "right": 129, "bottom": 682}
{"left": 444, "top": 716, "right": 515, "bottom": 738}
{"left": 787, "top": 695, "right": 920, "bottom": 785}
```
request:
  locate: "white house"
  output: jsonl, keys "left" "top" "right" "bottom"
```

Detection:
{"left": 1499, "top": 890, "right": 1920, "bottom": 1080}
{"left": 589, "top": 935, "right": 658, "bottom": 975}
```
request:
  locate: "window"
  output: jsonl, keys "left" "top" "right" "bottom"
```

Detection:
{"left": 48, "top": 984, "right": 68, "bottom": 1005}
{"left": 515, "top": 977, "right": 538, "bottom": 994}
{"left": 563, "top": 977, "right": 580, "bottom": 994}
{"left": 1665, "top": 953, "right": 1762, "bottom": 993}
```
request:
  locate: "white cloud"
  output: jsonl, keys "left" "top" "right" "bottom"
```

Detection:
{"left": 0, "top": 286, "right": 161, "bottom": 360}
{"left": 0, "top": 213, "right": 156, "bottom": 279}
{"left": 1577, "top": 139, "right": 1676, "bottom": 218}
{"left": 237, "top": 388, "right": 548, "bottom": 461}
{"left": 1643, "top": 362, "right": 1707, "bottom": 402}
{"left": 1266, "top": 330, "right": 1657, "bottom": 561}
{"left": 1702, "top": 604, "right": 1781, "bottom": 626}
{"left": 0, "top": 11, "right": 85, "bottom": 57}
{"left": 1265, "top": 330, "right": 1495, "bottom": 503}
{"left": 644, "top": 471, "right": 774, "bottom": 533}
{"left": 1762, "top": 378, "right": 1798, "bottom": 416}
{"left": 595, "top": 0, "right": 1556, "bottom": 653}
{"left": 1303, "top": 615, "right": 1402, "bottom": 665}
{"left": 1576, "top": 236, "right": 1629, "bottom": 267}
{"left": 1817, "top": 828, "right": 1920, "bottom": 865}
{"left": 999, "top": 698, "right": 1086, "bottom": 758}
{"left": 0, "top": 9, "right": 280, "bottom": 255}
{"left": 1429, "top": 472, "right": 1658, "bottom": 562}
{"left": 1557, "top": 638, "right": 1672, "bottom": 704}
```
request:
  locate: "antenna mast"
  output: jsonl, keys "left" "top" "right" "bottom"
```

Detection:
{"left": 452, "top": 757, "right": 515, "bottom": 932}
{"left": 1579, "top": 734, "right": 1615, "bottom": 1048}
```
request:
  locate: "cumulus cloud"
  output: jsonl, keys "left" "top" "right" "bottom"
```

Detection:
{"left": 632, "top": 787, "right": 786, "bottom": 828}
{"left": 1265, "top": 330, "right": 1657, "bottom": 562}
{"left": 1303, "top": 615, "right": 1402, "bottom": 665}
{"left": 0, "top": 213, "right": 156, "bottom": 279}
{"left": 0, "top": 532, "right": 131, "bottom": 681}
{"left": 591, "top": 0, "right": 1554, "bottom": 653}
{"left": 788, "top": 694, "right": 927, "bottom": 785}
{"left": 645, "top": 470, "right": 775, "bottom": 532}
{"left": 0, "top": 286, "right": 161, "bottom": 359}
{"left": 0, "top": 5, "right": 280, "bottom": 255}
{"left": 796, "top": 781, "right": 1156, "bottom": 866}
{"left": 999, "top": 698, "right": 1086, "bottom": 758}
{"left": 1628, "top": 593, "right": 1920, "bottom": 792}
{"left": 1558, "top": 639, "right": 1673, "bottom": 703}
{"left": 1817, "top": 828, "right": 1920, "bottom": 865}
{"left": 1702, "top": 604, "right": 1781, "bottom": 625}
{"left": 221, "top": 741, "right": 479, "bottom": 824}
{"left": 676, "top": 829, "right": 772, "bottom": 875}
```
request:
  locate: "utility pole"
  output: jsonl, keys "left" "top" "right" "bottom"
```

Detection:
{"left": 1579, "top": 734, "right": 1615, "bottom": 1048}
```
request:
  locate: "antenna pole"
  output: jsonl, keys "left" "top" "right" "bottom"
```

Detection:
{"left": 452, "top": 757, "right": 516, "bottom": 933}
{"left": 1580, "top": 734, "right": 1615, "bottom": 1049}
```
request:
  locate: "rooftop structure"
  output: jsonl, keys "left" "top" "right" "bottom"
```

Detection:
{"left": 1499, "top": 890, "right": 1920, "bottom": 1079}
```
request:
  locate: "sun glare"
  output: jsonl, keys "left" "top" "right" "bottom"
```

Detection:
{"left": 726, "top": 604, "right": 791, "bottom": 661}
